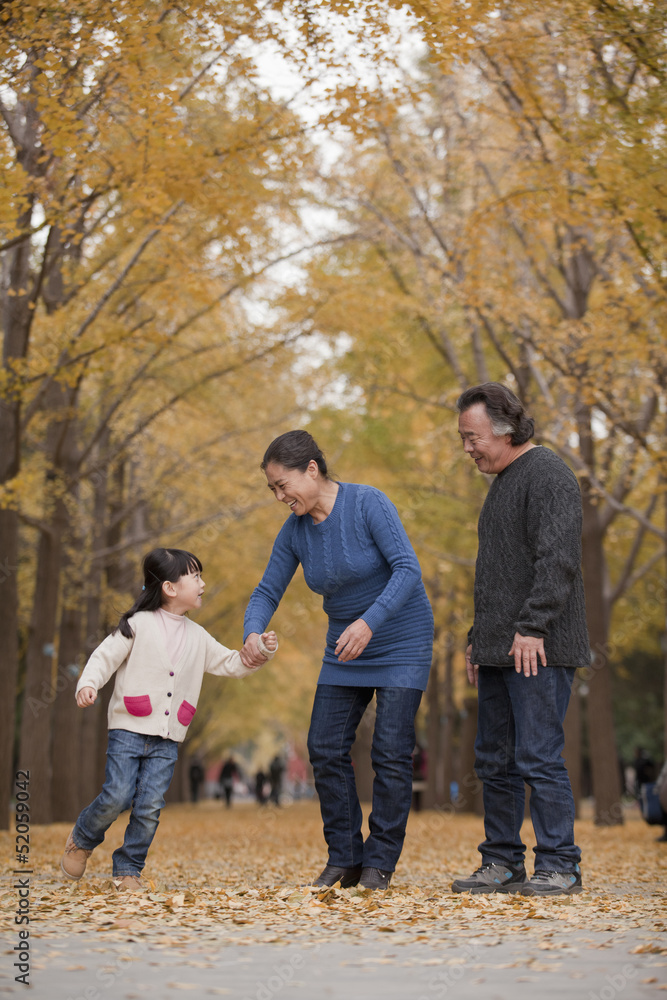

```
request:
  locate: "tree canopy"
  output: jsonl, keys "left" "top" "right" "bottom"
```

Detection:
{"left": 2, "top": 0, "right": 665, "bottom": 826}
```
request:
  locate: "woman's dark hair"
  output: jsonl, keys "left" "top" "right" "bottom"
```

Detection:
{"left": 114, "top": 547, "right": 202, "bottom": 639}
{"left": 261, "top": 429, "right": 331, "bottom": 478}
{"left": 456, "top": 382, "right": 535, "bottom": 446}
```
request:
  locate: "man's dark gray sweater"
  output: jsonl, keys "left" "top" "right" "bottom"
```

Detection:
{"left": 470, "top": 446, "right": 590, "bottom": 668}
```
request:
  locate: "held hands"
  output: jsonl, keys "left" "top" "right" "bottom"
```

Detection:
{"left": 258, "top": 631, "right": 278, "bottom": 656}
{"left": 335, "top": 619, "right": 372, "bottom": 662}
{"left": 240, "top": 631, "right": 278, "bottom": 669}
{"left": 76, "top": 687, "right": 97, "bottom": 708}
{"left": 508, "top": 632, "right": 546, "bottom": 676}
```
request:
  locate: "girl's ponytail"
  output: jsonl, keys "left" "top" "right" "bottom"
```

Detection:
{"left": 113, "top": 547, "right": 203, "bottom": 638}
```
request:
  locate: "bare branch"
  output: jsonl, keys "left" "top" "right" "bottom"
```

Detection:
{"left": 608, "top": 493, "right": 659, "bottom": 604}
{"left": 543, "top": 434, "right": 666, "bottom": 542}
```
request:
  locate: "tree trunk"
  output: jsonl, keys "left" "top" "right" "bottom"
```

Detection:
{"left": 351, "top": 698, "right": 375, "bottom": 803}
{"left": 18, "top": 388, "right": 77, "bottom": 824}
{"left": 17, "top": 512, "right": 63, "bottom": 823}
{"left": 563, "top": 674, "right": 583, "bottom": 819}
{"left": 441, "top": 633, "right": 456, "bottom": 807}
{"left": 563, "top": 673, "right": 582, "bottom": 819}
{"left": 0, "top": 87, "right": 40, "bottom": 829}
{"left": 577, "top": 403, "right": 624, "bottom": 825}
{"left": 0, "top": 268, "right": 27, "bottom": 823}
{"left": 51, "top": 598, "right": 83, "bottom": 821}
{"left": 0, "top": 234, "right": 31, "bottom": 829}
{"left": 96, "top": 686, "right": 114, "bottom": 791}
{"left": 423, "top": 630, "right": 443, "bottom": 808}
{"left": 664, "top": 475, "right": 667, "bottom": 760}
{"left": 457, "top": 696, "right": 483, "bottom": 815}
{"left": 165, "top": 753, "right": 187, "bottom": 804}
{"left": 0, "top": 508, "right": 20, "bottom": 829}
{"left": 80, "top": 433, "right": 113, "bottom": 806}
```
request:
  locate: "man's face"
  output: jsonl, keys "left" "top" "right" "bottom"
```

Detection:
{"left": 458, "top": 402, "right": 515, "bottom": 475}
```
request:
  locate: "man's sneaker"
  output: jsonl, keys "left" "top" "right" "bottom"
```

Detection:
{"left": 521, "top": 868, "right": 582, "bottom": 896}
{"left": 358, "top": 867, "right": 392, "bottom": 890}
{"left": 312, "top": 864, "right": 362, "bottom": 888}
{"left": 451, "top": 862, "right": 526, "bottom": 894}
{"left": 113, "top": 875, "right": 144, "bottom": 892}
{"left": 61, "top": 829, "right": 93, "bottom": 880}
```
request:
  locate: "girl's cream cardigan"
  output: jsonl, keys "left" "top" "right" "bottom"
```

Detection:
{"left": 75, "top": 611, "right": 269, "bottom": 743}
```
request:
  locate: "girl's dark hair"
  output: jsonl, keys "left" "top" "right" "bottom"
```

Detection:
{"left": 456, "top": 382, "right": 535, "bottom": 446}
{"left": 261, "top": 429, "right": 331, "bottom": 478}
{"left": 114, "top": 547, "right": 202, "bottom": 639}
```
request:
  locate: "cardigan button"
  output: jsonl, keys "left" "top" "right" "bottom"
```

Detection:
{"left": 165, "top": 710, "right": 169, "bottom": 715}
{"left": 169, "top": 671, "right": 174, "bottom": 676}
{"left": 167, "top": 692, "right": 172, "bottom": 697}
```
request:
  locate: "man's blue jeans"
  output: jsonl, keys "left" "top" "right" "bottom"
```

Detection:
{"left": 73, "top": 729, "right": 179, "bottom": 877}
{"left": 475, "top": 666, "right": 581, "bottom": 873}
{"left": 307, "top": 684, "right": 423, "bottom": 872}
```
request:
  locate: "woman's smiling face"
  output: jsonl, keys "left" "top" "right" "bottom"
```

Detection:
{"left": 264, "top": 460, "right": 321, "bottom": 516}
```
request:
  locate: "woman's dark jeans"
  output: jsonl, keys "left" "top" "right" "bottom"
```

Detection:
{"left": 307, "top": 684, "right": 423, "bottom": 872}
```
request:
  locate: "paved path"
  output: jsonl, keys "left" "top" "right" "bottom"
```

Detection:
{"left": 2, "top": 928, "right": 665, "bottom": 1000}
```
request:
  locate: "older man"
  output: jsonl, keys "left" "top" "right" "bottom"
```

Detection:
{"left": 452, "top": 382, "right": 589, "bottom": 896}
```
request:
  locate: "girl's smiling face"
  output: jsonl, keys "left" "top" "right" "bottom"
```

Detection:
{"left": 162, "top": 569, "right": 205, "bottom": 615}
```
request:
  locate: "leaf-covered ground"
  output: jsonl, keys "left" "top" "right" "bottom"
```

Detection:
{"left": 1, "top": 800, "right": 666, "bottom": 956}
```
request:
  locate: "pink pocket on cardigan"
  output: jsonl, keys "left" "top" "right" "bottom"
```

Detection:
{"left": 177, "top": 700, "right": 196, "bottom": 726}
{"left": 123, "top": 695, "right": 152, "bottom": 717}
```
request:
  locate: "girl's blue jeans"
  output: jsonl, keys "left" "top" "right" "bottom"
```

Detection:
{"left": 307, "top": 684, "right": 423, "bottom": 872}
{"left": 73, "top": 729, "right": 179, "bottom": 877}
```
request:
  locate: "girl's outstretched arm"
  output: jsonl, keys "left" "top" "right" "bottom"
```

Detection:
{"left": 204, "top": 629, "right": 276, "bottom": 677}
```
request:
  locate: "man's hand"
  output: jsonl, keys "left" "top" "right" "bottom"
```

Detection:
{"left": 335, "top": 619, "right": 373, "bottom": 662}
{"left": 508, "top": 633, "right": 546, "bottom": 676}
{"left": 76, "top": 687, "right": 97, "bottom": 707}
{"left": 465, "top": 644, "right": 479, "bottom": 688}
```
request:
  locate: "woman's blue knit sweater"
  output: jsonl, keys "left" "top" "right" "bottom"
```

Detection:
{"left": 244, "top": 482, "right": 434, "bottom": 690}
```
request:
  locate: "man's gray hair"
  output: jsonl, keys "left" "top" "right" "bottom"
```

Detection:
{"left": 488, "top": 415, "right": 515, "bottom": 437}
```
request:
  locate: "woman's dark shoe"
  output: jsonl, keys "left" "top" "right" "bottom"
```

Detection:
{"left": 312, "top": 863, "right": 362, "bottom": 888}
{"left": 359, "top": 866, "right": 393, "bottom": 890}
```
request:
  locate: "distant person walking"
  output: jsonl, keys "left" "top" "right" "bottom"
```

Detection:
{"left": 189, "top": 760, "right": 205, "bottom": 803}
{"left": 254, "top": 770, "right": 268, "bottom": 806}
{"left": 269, "top": 755, "right": 285, "bottom": 806}
{"left": 452, "top": 384, "right": 589, "bottom": 897}
{"left": 219, "top": 756, "right": 240, "bottom": 808}
{"left": 633, "top": 746, "right": 656, "bottom": 795}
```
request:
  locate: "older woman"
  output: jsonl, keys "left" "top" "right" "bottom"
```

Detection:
{"left": 241, "top": 430, "right": 434, "bottom": 890}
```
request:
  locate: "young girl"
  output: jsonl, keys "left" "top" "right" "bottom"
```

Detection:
{"left": 61, "top": 547, "right": 277, "bottom": 891}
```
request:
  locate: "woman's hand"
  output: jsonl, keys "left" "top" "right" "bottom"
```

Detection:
{"left": 335, "top": 619, "right": 373, "bottom": 662}
{"left": 76, "top": 687, "right": 97, "bottom": 708}
{"left": 241, "top": 632, "right": 272, "bottom": 668}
